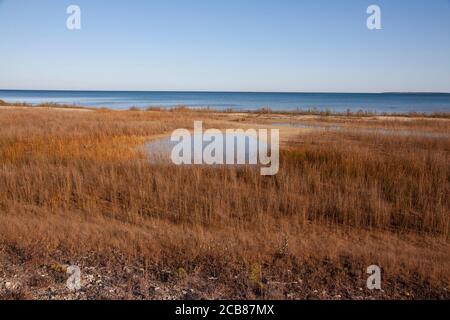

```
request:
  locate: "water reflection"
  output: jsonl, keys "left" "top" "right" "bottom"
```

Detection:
{"left": 145, "top": 132, "right": 266, "bottom": 164}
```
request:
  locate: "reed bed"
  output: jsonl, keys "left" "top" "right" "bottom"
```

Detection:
{"left": 0, "top": 107, "right": 449, "bottom": 299}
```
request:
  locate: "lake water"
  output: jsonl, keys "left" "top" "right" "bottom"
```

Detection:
{"left": 145, "top": 132, "right": 265, "bottom": 164}
{"left": 1, "top": 90, "right": 450, "bottom": 114}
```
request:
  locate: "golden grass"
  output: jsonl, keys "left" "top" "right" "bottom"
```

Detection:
{"left": 0, "top": 107, "right": 449, "bottom": 299}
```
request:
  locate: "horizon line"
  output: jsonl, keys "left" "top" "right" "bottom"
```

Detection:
{"left": 1, "top": 89, "right": 450, "bottom": 95}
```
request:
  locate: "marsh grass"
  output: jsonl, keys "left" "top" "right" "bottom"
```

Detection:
{"left": 0, "top": 107, "right": 449, "bottom": 298}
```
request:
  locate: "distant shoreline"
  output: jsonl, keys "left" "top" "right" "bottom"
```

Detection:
{"left": 1, "top": 99, "right": 450, "bottom": 119}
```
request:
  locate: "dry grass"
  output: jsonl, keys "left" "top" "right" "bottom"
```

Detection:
{"left": 0, "top": 107, "right": 449, "bottom": 299}
{"left": 245, "top": 106, "right": 450, "bottom": 119}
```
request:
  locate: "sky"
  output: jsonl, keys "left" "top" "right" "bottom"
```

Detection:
{"left": 0, "top": 0, "right": 449, "bottom": 92}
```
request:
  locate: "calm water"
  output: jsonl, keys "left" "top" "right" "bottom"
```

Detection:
{"left": 1, "top": 90, "right": 450, "bottom": 113}
{"left": 145, "top": 132, "right": 264, "bottom": 164}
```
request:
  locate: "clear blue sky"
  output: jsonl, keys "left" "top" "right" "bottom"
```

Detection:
{"left": 0, "top": 0, "right": 449, "bottom": 92}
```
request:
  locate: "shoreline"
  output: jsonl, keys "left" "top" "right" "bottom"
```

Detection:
{"left": 1, "top": 100, "right": 450, "bottom": 119}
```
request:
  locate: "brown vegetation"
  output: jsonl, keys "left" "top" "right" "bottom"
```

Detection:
{"left": 0, "top": 106, "right": 449, "bottom": 299}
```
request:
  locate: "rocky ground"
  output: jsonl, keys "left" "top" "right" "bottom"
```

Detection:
{"left": 1, "top": 256, "right": 448, "bottom": 300}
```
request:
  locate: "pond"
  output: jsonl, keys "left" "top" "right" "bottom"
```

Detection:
{"left": 144, "top": 132, "right": 267, "bottom": 165}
